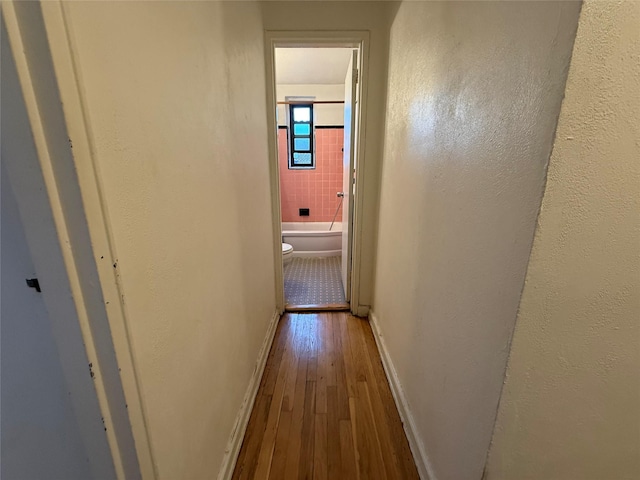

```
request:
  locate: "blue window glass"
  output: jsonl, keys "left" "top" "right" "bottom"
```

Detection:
{"left": 294, "top": 138, "right": 310, "bottom": 151}
{"left": 294, "top": 123, "right": 311, "bottom": 135}
{"left": 293, "top": 153, "right": 312, "bottom": 165}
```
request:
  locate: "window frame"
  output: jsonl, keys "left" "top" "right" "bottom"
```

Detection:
{"left": 287, "top": 102, "right": 315, "bottom": 169}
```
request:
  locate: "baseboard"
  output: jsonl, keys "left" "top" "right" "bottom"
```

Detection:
{"left": 217, "top": 310, "right": 281, "bottom": 480}
{"left": 368, "top": 311, "right": 437, "bottom": 480}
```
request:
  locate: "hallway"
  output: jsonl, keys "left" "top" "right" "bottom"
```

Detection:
{"left": 232, "top": 313, "right": 419, "bottom": 479}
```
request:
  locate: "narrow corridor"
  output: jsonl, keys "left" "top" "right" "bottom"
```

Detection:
{"left": 232, "top": 312, "right": 419, "bottom": 479}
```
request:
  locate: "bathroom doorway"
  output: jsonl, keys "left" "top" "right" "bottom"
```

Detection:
{"left": 265, "top": 35, "right": 364, "bottom": 311}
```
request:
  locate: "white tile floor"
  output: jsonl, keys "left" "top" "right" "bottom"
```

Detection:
{"left": 284, "top": 256, "right": 346, "bottom": 305}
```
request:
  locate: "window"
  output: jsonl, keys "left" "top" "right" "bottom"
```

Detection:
{"left": 288, "top": 103, "right": 314, "bottom": 169}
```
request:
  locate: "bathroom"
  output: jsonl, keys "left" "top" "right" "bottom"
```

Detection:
{"left": 275, "top": 47, "right": 356, "bottom": 308}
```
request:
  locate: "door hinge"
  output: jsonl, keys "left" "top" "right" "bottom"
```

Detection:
{"left": 354, "top": 68, "right": 359, "bottom": 84}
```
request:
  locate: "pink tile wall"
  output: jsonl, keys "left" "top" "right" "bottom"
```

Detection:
{"left": 279, "top": 128, "right": 344, "bottom": 223}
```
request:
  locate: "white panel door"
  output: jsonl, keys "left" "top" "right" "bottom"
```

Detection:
{"left": 341, "top": 50, "right": 358, "bottom": 300}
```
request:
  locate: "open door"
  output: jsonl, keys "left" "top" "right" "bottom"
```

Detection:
{"left": 341, "top": 50, "right": 358, "bottom": 301}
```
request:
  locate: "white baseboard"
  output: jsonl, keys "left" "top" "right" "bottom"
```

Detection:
{"left": 217, "top": 310, "right": 281, "bottom": 480}
{"left": 368, "top": 311, "right": 437, "bottom": 480}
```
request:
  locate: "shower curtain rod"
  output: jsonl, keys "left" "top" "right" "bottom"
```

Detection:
{"left": 277, "top": 100, "right": 345, "bottom": 105}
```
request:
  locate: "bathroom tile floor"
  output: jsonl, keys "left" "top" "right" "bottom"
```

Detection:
{"left": 284, "top": 256, "right": 346, "bottom": 306}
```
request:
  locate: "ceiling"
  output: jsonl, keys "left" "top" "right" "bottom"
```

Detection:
{"left": 275, "top": 48, "right": 354, "bottom": 85}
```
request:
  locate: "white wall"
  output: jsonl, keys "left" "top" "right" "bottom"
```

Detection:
{"left": 371, "top": 2, "right": 581, "bottom": 479}
{"left": 262, "top": 1, "right": 397, "bottom": 313}
{"left": 58, "top": 2, "right": 276, "bottom": 478}
{"left": 485, "top": 2, "right": 640, "bottom": 478}
{"left": 276, "top": 84, "right": 345, "bottom": 126}
{"left": 275, "top": 47, "right": 352, "bottom": 85}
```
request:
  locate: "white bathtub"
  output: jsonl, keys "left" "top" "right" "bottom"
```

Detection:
{"left": 281, "top": 222, "right": 342, "bottom": 258}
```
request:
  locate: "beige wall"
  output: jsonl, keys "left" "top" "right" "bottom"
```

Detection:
{"left": 61, "top": 2, "right": 275, "bottom": 478}
{"left": 372, "top": 2, "right": 581, "bottom": 479}
{"left": 486, "top": 1, "right": 640, "bottom": 478}
{"left": 276, "top": 84, "right": 345, "bottom": 126}
{"left": 262, "top": 1, "right": 395, "bottom": 312}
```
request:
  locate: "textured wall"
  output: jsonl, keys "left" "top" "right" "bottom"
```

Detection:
{"left": 62, "top": 2, "right": 275, "bottom": 478}
{"left": 279, "top": 128, "right": 344, "bottom": 223}
{"left": 371, "top": 2, "right": 581, "bottom": 479}
{"left": 486, "top": 1, "right": 640, "bottom": 478}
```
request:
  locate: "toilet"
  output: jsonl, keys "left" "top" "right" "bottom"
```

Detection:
{"left": 282, "top": 242, "right": 294, "bottom": 265}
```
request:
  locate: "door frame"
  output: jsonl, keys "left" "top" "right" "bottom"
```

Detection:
{"left": 2, "top": 2, "right": 155, "bottom": 478}
{"left": 264, "top": 30, "right": 370, "bottom": 315}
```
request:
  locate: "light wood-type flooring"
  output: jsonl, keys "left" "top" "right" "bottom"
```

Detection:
{"left": 232, "top": 312, "right": 419, "bottom": 480}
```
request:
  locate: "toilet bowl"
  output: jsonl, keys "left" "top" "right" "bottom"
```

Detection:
{"left": 282, "top": 242, "right": 294, "bottom": 265}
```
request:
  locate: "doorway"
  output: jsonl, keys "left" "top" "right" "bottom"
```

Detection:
{"left": 266, "top": 36, "right": 363, "bottom": 312}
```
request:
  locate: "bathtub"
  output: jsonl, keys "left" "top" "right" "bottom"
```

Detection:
{"left": 281, "top": 222, "right": 342, "bottom": 258}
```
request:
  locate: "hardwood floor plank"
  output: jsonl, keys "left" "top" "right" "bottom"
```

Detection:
{"left": 261, "top": 318, "right": 289, "bottom": 396}
{"left": 348, "top": 397, "right": 360, "bottom": 479}
{"left": 326, "top": 386, "right": 341, "bottom": 479}
{"left": 346, "top": 314, "right": 368, "bottom": 383}
{"left": 315, "top": 315, "right": 328, "bottom": 414}
{"left": 283, "top": 321, "right": 311, "bottom": 479}
{"left": 232, "top": 313, "right": 419, "bottom": 480}
{"left": 307, "top": 356, "right": 318, "bottom": 383}
{"left": 332, "top": 313, "right": 351, "bottom": 420}
{"left": 253, "top": 325, "right": 292, "bottom": 479}
{"left": 282, "top": 315, "right": 302, "bottom": 412}
{"left": 313, "top": 414, "right": 328, "bottom": 480}
{"left": 306, "top": 315, "right": 319, "bottom": 383}
{"left": 339, "top": 419, "right": 358, "bottom": 480}
{"left": 339, "top": 314, "right": 358, "bottom": 399}
{"left": 298, "top": 381, "right": 316, "bottom": 480}
{"left": 354, "top": 381, "right": 385, "bottom": 480}
{"left": 233, "top": 393, "right": 272, "bottom": 480}
{"left": 269, "top": 410, "right": 292, "bottom": 479}
{"left": 325, "top": 314, "right": 337, "bottom": 387}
